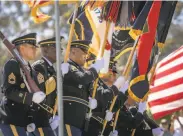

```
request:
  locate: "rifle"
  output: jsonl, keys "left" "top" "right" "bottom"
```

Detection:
{"left": 0, "top": 31, "right": 40, "bottom": 93}
{"left": 0, "top": 31, "right": 53, "bottom": 114}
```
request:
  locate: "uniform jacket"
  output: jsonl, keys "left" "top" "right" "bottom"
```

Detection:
{"left": 1, "top": 58, "right": 34, "bottom": 127}
{"left": 31, "top": 57, "right": 57, "bottom": 127}
{"left": 63, "top": 59, "right": 98, "bottom": 129}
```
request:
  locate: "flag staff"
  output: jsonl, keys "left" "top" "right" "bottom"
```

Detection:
{"left": 54, "top": 1, "right": 64, "bottom": 136}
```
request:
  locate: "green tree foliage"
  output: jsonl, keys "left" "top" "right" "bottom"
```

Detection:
{"left": 0, "top": 1, "right": 74, "bottom": 85}
{"left": 160, "top": 1, "right": 183, "bottom": 60}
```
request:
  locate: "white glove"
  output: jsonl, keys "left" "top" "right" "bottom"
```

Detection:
{"left": 27, "top": 123, "right": 36, "bottom": 132}
{"left": 152, "top": 127, "right": 164, "bottom": 136}
{"left": 113, "top": 76, "right": 125, "bottom": 89}
{"left": 88, "top": 97, "right": 97, "bottom": 110}
{"left": 32, "top": 91, "right": 46, "bottom": 104}
{"left": 119, "top": 80, "right": 129, "bottom": 94}
{"left": 105, "top": 110, "right": 113, "bottom": 121}
{"left": 61, "top": 63, "right": 69, "bottom": 76}
{"left": 49, "top": 116, "right": 60, "bottom": 130}
{"left": 91, "top": 58, "right": 104, "bottom": 73}
{"left": 138, "top": 101, "right": 147, "bottom": 113}
{"left": 109, "top": 130, "right": 118, "bottom": 136}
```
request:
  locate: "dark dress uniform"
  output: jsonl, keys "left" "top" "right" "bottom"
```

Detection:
{"left": 113, "top": 106, "right": 157, "bottom": 136}
{"left": 82, "top": 60, "right": 127, "bottom": 136}
{"left": 103, "top": 106, "right": 144, "bottom": 136}
{"left": 30, "top": 37, "right": 63, "bottom": 136}
{"left": 133, "top": 111, "right": 160, "bottom": 136}
{"left": 133, "top": 124, "right": 153, "bottom": 136}
{"left": 32, "top": 57, "right": 57, "bottom": 119}
{"left": 82, "top": 79, "right": 128, "bottom": 136}
{"left": 63, "top": 40, "right": 99, "bottom": 136}
{"left": 30, "top": 57, "right": 56, "bottom": 136}
{"left": 0, "top": 33, "right": 37, "bottom": 136}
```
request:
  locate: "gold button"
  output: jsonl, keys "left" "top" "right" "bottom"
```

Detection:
{"left": 20, "top": 83, "right": 25, "bottom": 88}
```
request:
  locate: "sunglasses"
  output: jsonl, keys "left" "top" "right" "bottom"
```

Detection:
{"left": 80, "top": 48, "right": 88, "bottom": 54}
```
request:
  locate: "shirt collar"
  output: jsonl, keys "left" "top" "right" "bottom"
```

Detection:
{"left": 43, "top": 57, "right": 53, "bottom": 66}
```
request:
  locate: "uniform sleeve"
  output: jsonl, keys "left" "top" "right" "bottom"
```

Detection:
{"left": 135, "top": 129, "right": 153, "bottom": 136}
{"left": 143, "top": 112, "right": 159, "bottom": 129}
{"left": 131, "top": 112, "right": 144, "bottom": 128}
{"left": 32, "top": 61, "right": 57, "bottom": 113}
{"left": 32, "top": 62, "right": 46, "bottom": 93}
{"left": 112, "top": 92, "right": 128, "bottom": 112}
{"left": 117, "top": 109, "right": 136, "bottom": 128}
{"left": 92, "top": 79, "right": 115, "bottom": 110}
{"left": 94, "top": 87, "right": 113, "bottom": 111}
{"left": 2, "top": 60, "right": 33, "bottom": 105}
{"left": 65, "top": 64, "right": 98, "bottom": 85}
{"left": 93, "top": 81, "right": 127, "bottom": 112}
{"left": 117, "top": 109, "right": 143, "bottom": 129}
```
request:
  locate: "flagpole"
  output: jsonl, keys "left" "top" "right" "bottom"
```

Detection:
{"left": 90, "top": 21, "right": 111, "bottom": 135}
{"left": 131, "top": 42, "right": 163, "bottom": 136}
{"left": 53, "top": 2, "right": 78, "bottom": 114}
{"left": 64, "top": 3, "right": 79, "bottom": 62}
{"left": 54, "top": 1, "right": 63, "bottom": 136}
{"left": 111, "top": 36, "right": 140, "bottom": 132}
{"left": 99, "top": 30, "right": 140, "bottom": 136}
{"left": 112, "top": 1, "right": 160, "bottom": 131}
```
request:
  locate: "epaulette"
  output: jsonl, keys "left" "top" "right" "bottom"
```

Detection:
{"left": 71, "top": 65, "right": 78, "bottom": 71}
{"left": 3, "top": 58, "right": 19, "bottom": 74}
{"left": 9, "top": 58, "right": 17, "bottom": 62}
{"left": 5, "top": 58, "right": 18, "bottom": 66}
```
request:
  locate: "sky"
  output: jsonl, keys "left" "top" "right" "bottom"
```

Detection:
{"left": 0, "top": 1, "right": 71, "bottom": 44}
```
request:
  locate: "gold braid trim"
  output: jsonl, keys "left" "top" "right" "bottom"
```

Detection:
{"left": 129, "top": 29, "right": 142, "bottom": 40}
{"left": 76, "top": 19, "right": 85, "bottom": 40}
{"left": 157, "top": 42, "right": 165, "bottom": 49}
{"left": 128, "top": 75, "right": 149, "bottom": 102}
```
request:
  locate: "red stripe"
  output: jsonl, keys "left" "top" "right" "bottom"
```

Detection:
{"left": 149, "top": 46, "right": 183, "bottom": 120}
{"left": 155, "top": 63, "right": 183, "bottom": 80}
{"left": 149, "top": 92, "right": 183, "bottom": 107}
{"left": 152, "top": 106, "right": 183, "bottom": 120}
{"left": 150, "top": 77, "right": 183, "bottom": 93}
{"left": 158, "top": 52, "right": 183, "bottom": 68}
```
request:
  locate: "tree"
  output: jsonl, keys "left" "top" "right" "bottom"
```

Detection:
{"left": 0, "top": 1, "right": 75, "bottom": 86}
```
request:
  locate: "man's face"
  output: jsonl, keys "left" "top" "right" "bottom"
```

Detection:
{"left": 101, "top": 71, "right": 116, "bottom": 86}
{"left": 71, "top": 48, "right": 87, "bottom": 66}
{"left": 41, "top": 46, "right": 59, "bottom": 63}
{"left": 47, "top": 46, "right": 56, "bottom": 63}
{"left": 20, "top": 44, "right": 37, "bottom": 60}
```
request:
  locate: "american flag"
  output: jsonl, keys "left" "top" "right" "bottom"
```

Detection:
{"left": 148, "top": 46, "right": 183, "bottom": 120}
